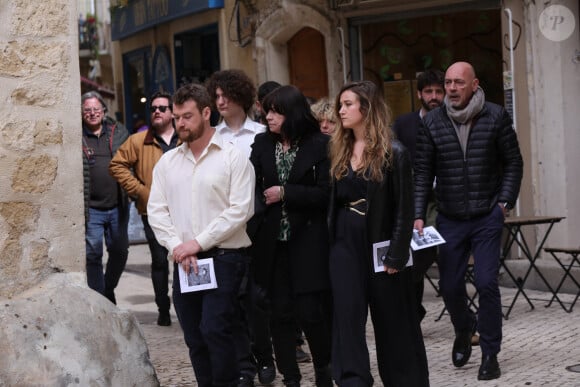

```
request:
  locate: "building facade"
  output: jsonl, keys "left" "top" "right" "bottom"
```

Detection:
{"left": 110, "top": 0, "right": 580, "bottom": 258}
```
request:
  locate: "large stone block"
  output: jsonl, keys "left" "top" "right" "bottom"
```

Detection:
{"left": 10, "top": 82, "right": 64, "bottom": 107}
{"left": 0, "top": 118, "right": 64, "bottom": 151}
{"left": 11, "top": 0, "right": 69, "bottom": 37}
{"left": 0, "top": 120, "right": 35, "bottom": 151}
{"left": 34, "top": 119, "right": 64, "bottom": 145}
{"left": 12, "top": 155, "right": 58, "bottom": 193}
{"left": 0, "top": 41, "right": 70, "bottom": 78}
{"left": 0, "top": 201, "right": 39, "bottom": 236}
{"left": 0, "top": 273, "right": 159, "bottom": 386}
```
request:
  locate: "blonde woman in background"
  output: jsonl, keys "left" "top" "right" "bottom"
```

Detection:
{"left": 311, "top": 97, "right": 337, "bottom": 135}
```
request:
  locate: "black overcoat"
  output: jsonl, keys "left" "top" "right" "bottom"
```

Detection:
{"left": 247, "top": 131, "right": 331, "bottom": 294}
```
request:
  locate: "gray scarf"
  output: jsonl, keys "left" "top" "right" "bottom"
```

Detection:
{"left": 445, "top": 86, "right": 485, "bottom": 156}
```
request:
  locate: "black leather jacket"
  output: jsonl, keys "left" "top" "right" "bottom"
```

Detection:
{"left": 414, "top": 102, "right": 523, "bottom": 220}
{"left": 328, "top": 140, "right": 414, "bottom": 271}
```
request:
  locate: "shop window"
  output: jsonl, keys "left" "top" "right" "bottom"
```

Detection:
{"left": 123, "top": 47, "right": 152, "bottom": 133}
{"left": 174, "top": 24, "right": 220, "bottom": 86}
{"left": 357, "top": 9, "right": 502, "bottom": 118}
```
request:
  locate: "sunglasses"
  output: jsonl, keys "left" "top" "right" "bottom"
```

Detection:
{"left": 150, "top": 105, "right": 170, "bottom": 113}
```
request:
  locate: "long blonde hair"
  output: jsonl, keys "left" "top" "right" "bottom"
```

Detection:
{"left": 329, "top": 81, "right": 393, "bottom": 181}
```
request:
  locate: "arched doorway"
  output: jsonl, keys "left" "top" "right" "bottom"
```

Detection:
{"left": 288, "top": 27, "right": 329, "bottom": 100}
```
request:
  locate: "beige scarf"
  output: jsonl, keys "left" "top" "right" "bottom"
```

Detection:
{"left": 445, "top": 87, "right": 485, "bottom": 157}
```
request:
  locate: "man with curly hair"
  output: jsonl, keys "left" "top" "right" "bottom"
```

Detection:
{"left": 207, "top": 69, "right": 266, "bottom": 158}
{"left": 207, "top": 69, "right": 266, "bottom": 387}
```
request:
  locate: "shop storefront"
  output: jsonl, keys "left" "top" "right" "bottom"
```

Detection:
{"left": 111, "top": 0, "right": 223, "bottom": 132}
{"left": 342, "top": 0, "right": 503, "bottom": 118}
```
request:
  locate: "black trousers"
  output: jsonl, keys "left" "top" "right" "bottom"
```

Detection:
{"left": 437, "top": 207, "right": 503, "bottom": 356}
{"left": 173, "top": 252, "right": 247, "bottom": 387}
{"left": 412, "top": 246, "right": 437, "bottom": 321}
{"left": 330, "top": 208, "right": 430, "bottom": 387}
{"left": 142, "top": 215, "right": 171, "bottom": 313}
{"left": 269, "top": 241, "right": 332, "bottom": 383}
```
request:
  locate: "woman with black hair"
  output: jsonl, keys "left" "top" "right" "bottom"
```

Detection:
{"left": 247, "top": 85, "right": 333, "bottom": 387}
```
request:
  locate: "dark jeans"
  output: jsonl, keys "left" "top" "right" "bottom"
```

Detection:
{"left": 85, "top": 206, "right": 129, "bottom": 302}
{"left": 173, "top": 252, "right": 248, "bottom": 387}
{"left": 437, "top": 205, "right": 504, "bottom": 356}
{"left": 142, "top": 215, "right": 170, "bottom": 313}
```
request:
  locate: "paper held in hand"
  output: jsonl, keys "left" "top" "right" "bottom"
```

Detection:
{"left": 373, "top": 240, "right": 413, "bottom": 273}
{"left": 411, "top": 226, "right": 446, "bottom": 251}
{"left": 178, "top": 258, "right": 218, "bottom": 293}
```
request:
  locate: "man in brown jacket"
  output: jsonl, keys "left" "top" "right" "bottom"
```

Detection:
{"left": 110, "top": 90, "right": 178, "bottom": 326}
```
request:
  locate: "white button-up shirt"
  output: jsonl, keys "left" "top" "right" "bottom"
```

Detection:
{"left": 216, "top": 116, "right": 266, "bottom": 158}
{"left": 147, "top": 130, "right": 255, "bottom": 256}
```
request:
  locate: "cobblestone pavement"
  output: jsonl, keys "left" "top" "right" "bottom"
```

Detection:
{"left": 116, "top": 244, "right": 580, "bottom": 387}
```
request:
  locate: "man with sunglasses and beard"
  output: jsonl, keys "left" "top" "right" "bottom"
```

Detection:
{"left": 392, "top": 69, "right": 445, "bottom": 322}
{"left": 110, "top": 91, "right": 178, "bottom": 326}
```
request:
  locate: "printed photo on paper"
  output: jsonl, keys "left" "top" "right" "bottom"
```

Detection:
{"left": 178, "top": 258, "right": 218, "bottom": 293}
{"left": 411, "top": 226, "right": 446, "bottom": 251}
{"left": 373, "top": 240, "right": 413, "bottom": 273}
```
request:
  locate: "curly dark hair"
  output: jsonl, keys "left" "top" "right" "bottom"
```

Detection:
{"left": 206, "top": 69, "right": 256, "bottom": 114}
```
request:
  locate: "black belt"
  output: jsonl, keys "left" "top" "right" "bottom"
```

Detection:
{"left": 197, "top": 248, "right": 246, "bottom": 259}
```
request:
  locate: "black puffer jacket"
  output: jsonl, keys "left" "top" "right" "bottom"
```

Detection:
{"left": 414, "top": 102, "right": 523, "bottom": 220}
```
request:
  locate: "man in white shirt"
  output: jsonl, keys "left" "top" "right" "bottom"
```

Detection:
{"left": 207, "top": 69, "right": 266, "bottom": 158}
{"left": 148, "top": 83, "right": 255, "bottom": 387}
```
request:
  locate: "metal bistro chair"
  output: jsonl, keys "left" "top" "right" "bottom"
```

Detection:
{"left": 543, "top": 247, "right": 580, "bottom": 313}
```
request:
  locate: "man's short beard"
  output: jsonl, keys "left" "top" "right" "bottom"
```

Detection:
{"left": 421, "top": 98, "right": 441, "bottom": 112}
{"left": 179, "top": 125, "right": 204, "bottom": 143}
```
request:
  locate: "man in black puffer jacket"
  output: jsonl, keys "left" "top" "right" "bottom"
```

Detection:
{"left": 413, "top": 61, "right": 523, "bottom": 382}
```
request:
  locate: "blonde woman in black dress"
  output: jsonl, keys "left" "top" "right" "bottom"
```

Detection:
{"left": 328, "top": 81, "right": 429, "bottom": 386}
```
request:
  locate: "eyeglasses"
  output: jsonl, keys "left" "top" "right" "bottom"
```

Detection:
{"left": 150, "top": 105, "right": 170, "bottom": 113}
{"left": 83, "top": 107, "right": 102, "bottom": 114}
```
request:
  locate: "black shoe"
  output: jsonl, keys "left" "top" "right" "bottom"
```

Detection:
{"left": 258, "top": 364, "right": 276, "bottom": 385}
{"left": 478, "top": 355, "right": 501, "bottom": 380}
{"left": 452, "top": 330, "right": 472, "bottom": 367}
{"left": 157, "top": 311, "right": 171, "bottom": 326}
{"left": 238, "top": 375, "right": 255, "bottom": 387}
{"left": 315, "top": 365, "right": 333, "bottom": 387}
{"left": 284, "top": 381, "right": 300, "bottom": 387}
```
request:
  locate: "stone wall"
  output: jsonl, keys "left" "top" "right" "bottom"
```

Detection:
{"left": 0, "top": 0, "right": 85, "bottom": 297}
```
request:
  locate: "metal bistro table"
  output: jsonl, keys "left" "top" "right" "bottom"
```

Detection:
{"left": 501, "top": 215, "right": 565, "bottom": 319}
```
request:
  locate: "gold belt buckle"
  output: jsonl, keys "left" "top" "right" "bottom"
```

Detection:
{"left": 347, "top": 198, "right": 366, "bottom": 216}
